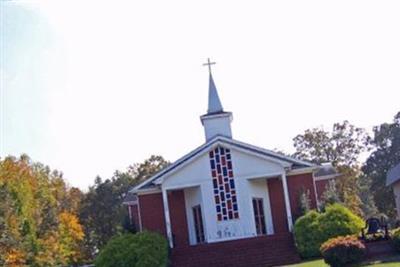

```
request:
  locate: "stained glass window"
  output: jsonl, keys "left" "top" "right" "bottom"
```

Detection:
{"left": 209, "top": 146, "right": 239, "bottom": 221}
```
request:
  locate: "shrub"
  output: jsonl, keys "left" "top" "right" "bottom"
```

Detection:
{"left": 293, "top": 210, "right": 323, "bottom": 258}
{"left": 391, "top": 228, "right": 400, "bottom": 251}
{"left": 294, "top": 204, "right": 364, "bottom": 258}
{"left": 318, "top": 204, "right": 364, "bottom": 239}
{"left": 320, "top": 235, "right": 366, "bottom": 267}
{"left": 95, "top": 231, "right": 168, "bottom": 267}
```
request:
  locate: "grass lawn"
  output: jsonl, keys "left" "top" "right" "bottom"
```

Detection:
{"left": 285, "top": 255, "right": 400, "bottom": 267}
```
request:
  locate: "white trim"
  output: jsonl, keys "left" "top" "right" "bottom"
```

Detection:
{"left": 131, "top": 136, "right": 316, "bottom": 193}
{"left": 137, "top": 196, "right": 143, "bottom": 232}
{"left": 128, "top": 204, "right": 132, "bottom": 221}
{"left": 162, "top": 189, "right": 174, "bottom": 248}
{"left": 199, "top": 184, "right": 209, "bottom": 243}
{"left": 122, "top": 201, "right": 138, "bottom": 205}
{"left": 287, "top": 166, "right": 319, "bottom": 176}
{"left": 135, "top": 188, "right": 162, "bottom": 195}
{"left": 163, "top": 182, "right": 202, "bottom": 191}
{"left": 281, "top": 173, "right": 293, "bottom": 231}
{"left": 200, "top": 112, "right": 233, "bottom": 125}
{"left": 244, "top": 172, "right": 284, "bottom": 181}
{"left": 158, "top": 141, "right": 292, "bottom": 185}
{"left": 314, "top": 173, "right": 341, "bottom": 181}
{"left": 311, "top": 172, "right": 320, "bottom": 210}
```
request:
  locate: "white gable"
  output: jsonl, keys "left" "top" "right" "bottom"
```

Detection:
{"left": 131, "top": 136, "right": 314, "bottom": 193}
{"left": 161, "top": 145, "right": 285, "bottom": 189}
{"left": 162, "top": 153, "right": 211, "bottom": 189}
{"left": 230, "top": 147, "right": 285, "bottom": 179}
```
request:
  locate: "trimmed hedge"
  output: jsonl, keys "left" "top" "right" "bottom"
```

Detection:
{"left": 320, "top": 235, "right": 366, "bottom": 267}
{"left": 95, "top": 231, "right": 168, "bottom": 267}
{"left": 294, "top": 204, "right": 364, "bottom": 258}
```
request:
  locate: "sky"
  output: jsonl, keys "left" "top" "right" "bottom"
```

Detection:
{"left": 1, "top": 0, "right": 399, "bottom": 190}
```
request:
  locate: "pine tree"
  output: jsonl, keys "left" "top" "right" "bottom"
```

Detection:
{"left": 298, "top": 187, "right": 312, "bottom": 216}
{"left": 358, "top": 174, "right": 379, "bottom": 218}
{"left": 320, "top": 180, "right": 341, "bottom": 208}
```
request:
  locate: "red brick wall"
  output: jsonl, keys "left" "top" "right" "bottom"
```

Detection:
{"left": 287, "top": 173, "right": 317, "bottom": 220}
{"left": 171, "top": 233, "right": 300, "bottom": 267}
{"left": 138, "top": 193, "right": 166, "bottom": 237}
{"left": 129, "top": 204, "right": 140, "bottom": 231}
{"left": 168, "top": 190, "right": 189, "bottom": 248}
{"left": 315, "top": 179, "right": 334, "bottom": 201}
{"left": 267, "top": 178, "right": 289, "bottom": 233}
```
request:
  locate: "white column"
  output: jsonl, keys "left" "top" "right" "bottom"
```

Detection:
{"left": 281, "top": 172, "right": 294, "bottom": 231}
{"left": 128, "top": 205, "right": 132, "bottom": 221}
{"left": 137, "top": 197, "right": 143, "bottom": 232}
{"left": 311, "top": 172, "right": 320, "bottom": 211}
{"left": 162, "top": 188, "right": 174, "bottom": 248}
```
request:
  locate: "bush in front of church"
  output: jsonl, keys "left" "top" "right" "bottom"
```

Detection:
{"left": 318, "top": 204, "right": 364, "bottom": 239}
{"left": 95, "top": 231, "right": 168, "bottom": 267}
{"left": 294, "top": 210, "right": 324, "bottom": 258}
{"left": 294, "top": 204, "right": 364, "bottom": 258}
{"left": 320, "top": 235, "right": 366, "bottom": 267}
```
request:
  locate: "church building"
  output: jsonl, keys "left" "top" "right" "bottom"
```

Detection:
{"left": 125, "top": 61, "right": 337, "bottom": 267}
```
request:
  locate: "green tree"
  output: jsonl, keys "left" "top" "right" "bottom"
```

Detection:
{"left": 293, "top": 121, "right": 369, "bottom": 167}
{"left": 320, "top": 180, "right": 341, "bottom": 208}
{"left": 79, "top": 155, "right": 169, "bottom": 260}
{"left": 294, "top": 204, "right": 364, "bottom": 258}
{"left": 363, "top": 111, "right": 400, "bottom": 219}
{"left": 298, "top": 187, "right": 312, "bottom": 216}
{"left": 79, "top": 177, "right": 124, "bottom": 259}
{"left": 127, "top": 155, "right": 169, "bottom": 186}
{"left": 358, "top": 174, "right": 378, "bottom": 218}
{"left": 293, "top": 121, "right": 370, "bottom": 216}
{"left": 95, "top": 232, "right": 168, "bottom": 267}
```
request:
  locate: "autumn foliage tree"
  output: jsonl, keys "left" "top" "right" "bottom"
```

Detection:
{"left": 0, "top": 155, "right": 84, "bottom": 266}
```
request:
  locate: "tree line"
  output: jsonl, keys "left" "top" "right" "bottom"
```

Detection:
{"left": 0, "top": 111, "right": 398, "bottom": 265}
{"left": 293, "top": 111, "right": 400, "bottom": 220}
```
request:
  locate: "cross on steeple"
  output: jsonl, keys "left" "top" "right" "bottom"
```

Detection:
{"left": 203, "top": 58, "right": 216, "bottom": 75}
{"left": 200, "top": 58, "right": 233, "bottom": 141}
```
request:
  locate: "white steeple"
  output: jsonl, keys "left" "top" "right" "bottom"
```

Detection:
{"left": 200, "top": 59, "right": 233, "bottom": 142}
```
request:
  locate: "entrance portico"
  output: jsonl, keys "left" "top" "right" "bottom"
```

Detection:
{"left": 160, "top": 171, "right": 295, "bottom": 248}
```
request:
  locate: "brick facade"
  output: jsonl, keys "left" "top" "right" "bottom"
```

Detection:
{"left": 168, "top": 190, "right": 190, "bottom": 248}
{"left": 267, "top": 177, "right": 289, "bottom": 233}
{"left": 171, "top": 233, "right": 300, "bottom": 267}
{"left": 287, "top": 173, "right": 318, "bottom": 220}
{"left": 128, "top": 204, "right": 140, "bottom": 231}
{"left": 138, "top": 193, "right": 166, "bottom": 236}
{"left": 315, "top": 179, "right": 333, "bottom": 201}
{"left": 267, "top": 173, "right": 320, "bottom": 232}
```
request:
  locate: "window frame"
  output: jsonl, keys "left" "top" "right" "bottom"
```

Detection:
{"left": 192, "top": 204, "right": 205, "bottom": 244}
{"left": 252, "top": 197, "right": 267, "bottom": 235}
